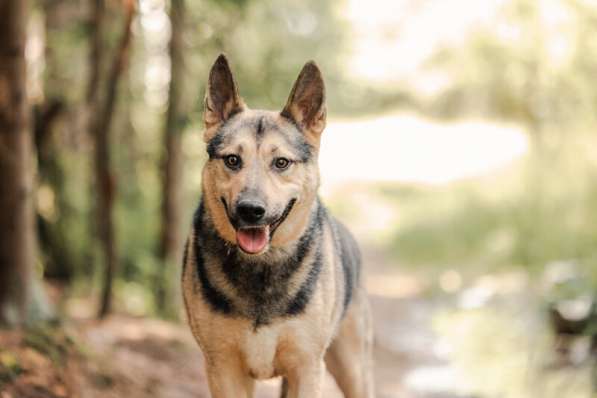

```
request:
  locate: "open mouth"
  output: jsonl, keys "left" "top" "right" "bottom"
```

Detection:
{"left": 222, "top": 198, "right": 297, "bottom": 255}
{"left": 236, "top": 226, "right": 270, "bottom": 254}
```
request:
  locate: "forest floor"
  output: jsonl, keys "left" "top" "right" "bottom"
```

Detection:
{"left": 2, "top": 246, "right": 594, "bottom": 398}
{"left": 0, "top": 243, "right": 464, "bottom": 398}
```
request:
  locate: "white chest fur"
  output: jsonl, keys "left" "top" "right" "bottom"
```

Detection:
{"left": 242, "top": 325, "right": 280, "bottom": 379}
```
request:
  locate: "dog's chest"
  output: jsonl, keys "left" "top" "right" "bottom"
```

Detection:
{"left": 241, "top": 325, "right": 280, "bottom": 379}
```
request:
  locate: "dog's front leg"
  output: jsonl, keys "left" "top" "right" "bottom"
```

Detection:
{"left": 285, "top": 359, "right": 324, "bottom": 398}
{"left": 205, "top": 358, "right": 254, "bottom": 398}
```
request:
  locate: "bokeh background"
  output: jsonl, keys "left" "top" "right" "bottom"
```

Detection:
{"left": 1, "top": 0, "right": 596, "bottom": 397}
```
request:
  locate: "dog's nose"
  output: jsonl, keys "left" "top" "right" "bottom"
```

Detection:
{"left": 237, "top": 200, "right": 266, "bottom": 224}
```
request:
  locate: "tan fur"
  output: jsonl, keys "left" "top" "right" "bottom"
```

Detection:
{"left": 325, "top": 289, "right": 375, "bottom": 398}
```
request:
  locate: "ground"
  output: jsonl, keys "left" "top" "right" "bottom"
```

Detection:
{"left": 0, "top": 242, "right": 459, "bottom": 398}
{"left": 1, "top": 243, "right": 593, "bottom": 398}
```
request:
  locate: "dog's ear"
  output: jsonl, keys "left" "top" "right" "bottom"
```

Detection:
{"left": 281, "top": 61, "right": 326, "bottom": 142}
{"left": 203, "top": 54, "right": 244, "bottom": 141}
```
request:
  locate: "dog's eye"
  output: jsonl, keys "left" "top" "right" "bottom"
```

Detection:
{"left": 224, "top": 154, "right": 241, "bottom": 169}
{"left": 273, "top": 157, "right": 291, "bottom": 170}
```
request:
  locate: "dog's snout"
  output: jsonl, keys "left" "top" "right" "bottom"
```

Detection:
{"left": 237, "top": 200, "right": 266, "bottom": 224}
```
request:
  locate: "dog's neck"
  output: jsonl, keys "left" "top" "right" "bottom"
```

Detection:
{"left": 192, "top": 196, "right": 326, "bottom": 327}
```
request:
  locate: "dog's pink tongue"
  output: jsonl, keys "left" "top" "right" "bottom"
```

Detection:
{"left": 236, "top": 226, "right": 269, "bottom": 254}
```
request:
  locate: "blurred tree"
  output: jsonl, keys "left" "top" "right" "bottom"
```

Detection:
{"left": 156, "top": 0, "right": 187, "bottom": 316}
{"left": 0, "top": 0, "right": 38, "bottom": 325}
{"left": 185, "top": 0, "right": 349, "bottom": 112}
{"left": 93, "top": 0, "right": 136, "bottom": 318}
{"left": 426, "top": 0, "right": 597, "bottom": 140}
{"left": 35, "top": 0, "right": 84, "bottom": 282}
{"left": 414, "top": 0, "right": 597, "bottom": 277}
{"left": 0, "top": 0, "right": 369, "bottom": 319}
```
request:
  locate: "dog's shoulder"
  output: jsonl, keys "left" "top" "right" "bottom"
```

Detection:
{"left": 325, "top": 211, "right": 362, "bottom": 313}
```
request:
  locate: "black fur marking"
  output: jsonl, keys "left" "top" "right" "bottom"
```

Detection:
{"left": 285, "top": 240, "right": 323, "bottom": 316}
{"left": 276, "top": 127, "right": 313, "bottom": 163}
{"left": 221, "top": 220, "right": 318, "bottom": 326}
{"left": 295, "top": 139, "right": 313, "bottom": 163}
{"left": 181, "top": 237, "right": 189, "bottom": 277}
{"left": 270, "top": 198, "right": 297, "bottom": 237}
{"left": 191, "top": 195, "right": 328, "bottom": 326}
{"left": 219, "top": 197, "right": 238, "bottom": 229}
{"left": 207, "top": 130, "right": 226, "bottom": 159}
{"left": 256, "top": 116, "right": 265, "bottom": 137}
{"left": 284, "top": 203, "right": 325, "bottom": 316}
{"left": 341, "top": 248, "right": 354, "bottom": 314}
{"left": 265, "top": 123, "right": 313, "bottom": 162}
{"left": 332, "top": 220, "right": 361, "bottom": 316}
{"left": 280, "top": 110, "right": 301, "bottom": 131}
{"left": 205, "top": 110, "right": 245, "bottom": 158}
{"left": 193, "top": 202, "right": 234, "bottom": 314}
{"left": 228, "top": 107, "right": 243, "bottom": 119}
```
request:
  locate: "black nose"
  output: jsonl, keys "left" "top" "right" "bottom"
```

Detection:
{"left": 237, "top": 200, "right": 266, "bottom": 224}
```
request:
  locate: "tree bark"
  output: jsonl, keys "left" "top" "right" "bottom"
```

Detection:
{"left": 0, "top": 0, "right": 36, "bottom": 325}
{"left": 87, "top": 0, "right": 104, "bottom": 111}
{"left": 95, "top": 0, "right": 135, "bottom": 319}
{"left": 83, "top": 0, "right": 105, "bottom": 284}
{"left": 35, "top": 0, "right": 72, "bottom": 281}
{"left": 156, "top": 0, "right": 186, "bottom": 316}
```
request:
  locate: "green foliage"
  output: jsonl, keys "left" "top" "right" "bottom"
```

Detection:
{"left": 373, "top": 0, "right": 597, "bottom": 300}
{"left": 435, "top": 305, "right": 593, "bottom": 398}
{"left": 0, "top": 351, "right": 24, "bottom": 388}
{"left": 34, "top": 0, "right": 597, "bottom": 317}
{"left": 89, "top": 0, "right": 357, "bottom": 315}
{"left": 184, "top": 0, "right": 347, "bottom": 108}
{"left": 35, "top": 0, "right": 405, "bottom": 316}
{"left": 23, "top": 322, "right": 79, "bottom": 366}
{"left": 423, "top": 0, "right": 597, "bottom": 132}
{"left": 385, "top": 135, "right": 597, "bottom": 286}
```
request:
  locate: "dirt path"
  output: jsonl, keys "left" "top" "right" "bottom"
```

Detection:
{"left": 77, "top": 316, "right": 342, "bottom": 398}
{"left": 70, "top": 244, "right": 455, "bottom": 398}
{"left": 1, "top": 244, "right": 455, "bottom": 398}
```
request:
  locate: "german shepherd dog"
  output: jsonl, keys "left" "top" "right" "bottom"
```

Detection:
{"left": 182, "top": 55, "right": 374, "bottom": 398}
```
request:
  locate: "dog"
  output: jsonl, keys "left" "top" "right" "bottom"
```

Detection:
{"left": 181, "top": 54, "right": 374, "bottom": 398}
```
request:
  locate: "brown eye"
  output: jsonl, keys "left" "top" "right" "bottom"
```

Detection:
{"left": 224, "top": 154, "right": 241, "bottom": 169}
{"left": 273, "top": 157, "right": 291, "bottom": 170}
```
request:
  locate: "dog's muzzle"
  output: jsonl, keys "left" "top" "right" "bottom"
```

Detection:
{"left": 221, "top": 197, "right": 297, "bottom": 254}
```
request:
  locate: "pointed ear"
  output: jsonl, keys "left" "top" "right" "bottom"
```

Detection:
{"left": 281, "top": 61, "right": 326, "bottom": 141}
{"left": 203, "top": 54, "right": 245, "bottom": 141}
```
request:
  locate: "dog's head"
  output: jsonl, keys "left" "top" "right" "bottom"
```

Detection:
{"left": 200, "top": 55, "right": 326, "bottom": 256}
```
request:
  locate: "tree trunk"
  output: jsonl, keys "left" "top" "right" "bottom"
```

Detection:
{"left": 0, "top": 0, "right": 36, "bottom": 325}
{"left": 84, "top": 0, "right": 105, "bottom": 284}
{"left": 156, "top": 0, "right": 186, "bottom": 316}
{"left": 95, "top": 0, "right": 136, "bottom": 319}
{"left": 87, "top": 0, "right": 104, "bottom": 110}
{"left": 36, "top": 0, "right": 72, "bottom": 281}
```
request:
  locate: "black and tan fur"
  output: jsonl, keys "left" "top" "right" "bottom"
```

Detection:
{"left": 182, "top": 55, "right": 374, "bottom": 398}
